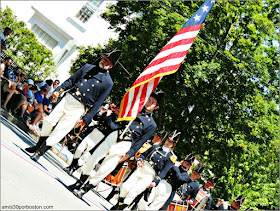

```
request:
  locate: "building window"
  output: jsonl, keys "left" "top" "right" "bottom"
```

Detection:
{"left": 32, "top": 24, "right": 58, "bottom": 49}
{"left": 75, "top": 0, "right": 104, "bottom": 23}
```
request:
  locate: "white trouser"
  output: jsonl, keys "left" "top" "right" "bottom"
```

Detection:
{"left": 88, "top": 140, "right": 132, "bottom": 186}
{"left": 145, "top": 180, "right": 172, "bottom": 210}
{"left": 73, "top": 128, "right": 105, "bottom": 160}
{"left": 120, "top": 162, "right": 155, "bottom": 205}
{"left": 40, "top": 93, "right": 85, "bottom": 146}
{"left": 81, "top": 130, "right": 119, "bottom": 174}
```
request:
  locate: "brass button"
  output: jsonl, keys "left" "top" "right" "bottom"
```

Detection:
{"left": 136, "top": 126, "right": 139, "bottom": 128}
{"left": 79, "top": 98, "right": 81, "bottom": 101}
{"left": 97, "top": 81, "right": 99, "bottom": 83}
{"left": 87, "top": 89, "right": 90, "bottom": 92}
{"left": 92, "top": 84, "right": 95, "bottom": 87}
{"left": 83, "top": 93, "right": 85, "bottom": 96}
{"left": 89, "top": 75, "right": 91, "bottom": 77}
{"left": 81, "top": 83, "right": 83, "bottom": 86}
{"left": 148, "top": 119, "right": 150, "bottom": 121}
{"left": 84, "top": 79, "right": 87, "bottom": 82}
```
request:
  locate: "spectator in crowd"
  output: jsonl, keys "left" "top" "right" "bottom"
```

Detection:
{"left": 0, "top": 57, "right": 16, "bottom": 92}
{"left": 46, "top": 79, "right": 60, "bottom": 99}
{"left": 27, "top": 85, "right": 48, "bottom": 135}
{"left": 2, "top": 67, "right": 22, "bottom": 110}
{"left": 1, "top": 27, "right": 12, "bottom": 50}
{"left": 42, "top": 96, "right": 56, "bottom": 116}
{"left": 10, "top": 72, "right": 29, "bottom": 121}
{"left": 39, "top": 79, "right": 53, "bottom": 98}
{"left": 1, "top": 57, "right": 12, "bottom": 78}
{"left": 4, "top": 66, "right": 21, "bottom": 82}
{"left": 25, "top": 84, "right": 38, "bottom": 115}
{"left": 22, "top": 79, "right": 34, "bottom": 101}
{"left": 16, "top": 72, "right": 27, "bottom": 91}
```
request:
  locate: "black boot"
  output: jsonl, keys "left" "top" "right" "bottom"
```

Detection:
{"left": 64, "top": 158, "right": 79, "bottom": 175}
{"left": 110, "top": 197, "right": 125, "bottom": 210}
{"left": 73, "top": 182, "right": 95, "bottom": 199}
{"left": 25, "top": 136, "right": 48, "bottom": 153}
{"left": 106, "top": 186, "right": 119, "bottom": 201}
{"left": 30, "top": 142, "right": 51, "bottom": 162}
{"left": 68, "top": 174, "right": 88, "bottom": 191}
{"left": 117, "top": 203, "right": 129, "bottom": 210}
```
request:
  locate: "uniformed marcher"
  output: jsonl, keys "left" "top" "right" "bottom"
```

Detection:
{"left": 199, "top": 176, "right": 219, "bottom": 210}
{"left": 64, "top": 104, "right": 123, "bottom": 175}
{"left": 161, "top": 153, "right": 195, "bottom": 210}
{"left": 111, "top": 130, "right": 178, "bottom": 210}
{"left": 136, "top": 130, "right": 181, "bottom": 210}
{"left": 182, "top": 165, "right": 204, "bottom": 205}
{"left": 214, "top": 195, "right": 245, "bottom": 210}
{"left": 105, "top": 129, "right": 168, "bottom": 202}
{"left": 26, "top": 49, "right": 122, "bottom": 161}
{"left": 68, "top": 91, "right": 164, "bottom": 198}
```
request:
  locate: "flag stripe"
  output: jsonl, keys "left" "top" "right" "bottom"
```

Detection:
{"left": 176, "top": 24, "right": 203, "bottom": 36}
{"left": 135, "top": 57, "right": 186, "bottom": 79}
{"left": 148, "top": 48, "right": 190, "bottom": 69}
{"left": 132, "top": 63, "right": 184, "bottom": 86}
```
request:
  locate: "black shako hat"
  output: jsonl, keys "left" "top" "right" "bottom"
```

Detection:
{"left": 168, "top": 130, "right": 181, "bottom": 144}
{"left": 184, "top": 153, "right": 195, "bottom": 164}
{"left": 193, "top": 165, "right": 204, "bottom": 174}
{"left": 207, "top": 176, "right": 219, "bottom": 186}
{"left": 104, "top": 49, "right": 122, "bottom": 66}
{"left": 150, "top": 90, "right": 165, "bottom": 105}
{"left": 156, "top": 130, "right": 168, "bottom": 140}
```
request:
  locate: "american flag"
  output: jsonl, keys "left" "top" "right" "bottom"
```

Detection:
{"left": 118, "top": 1, "right": 215, "bottom": 121}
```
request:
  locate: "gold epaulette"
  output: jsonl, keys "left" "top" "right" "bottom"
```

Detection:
{"left": 170, "top": 151, "right": 177, "bottom": 163}
{"left": 139, "top": 142, "right": 152, "bottom": 153}
{"left": 135, "top": 142, "right": 152, "bottom": 159}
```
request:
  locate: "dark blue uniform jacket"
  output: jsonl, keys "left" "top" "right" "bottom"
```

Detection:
{"left": 55, "top": 64, "right": 113, "bottom": 125}
{"left": 165, "top": 165, "right": 191, "bottom": 191}
{"left": 183, "top": 180, "right": 200, "bottom": 202}
{"left": 138, "top": 144, "right": 175, "bottom": 185}
{"left": 126, "top": 109, "right": 157, "bottom": 157}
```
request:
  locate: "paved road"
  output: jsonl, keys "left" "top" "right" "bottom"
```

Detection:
{"left": 0, "top": 116, "right": 114, "bottom": 210}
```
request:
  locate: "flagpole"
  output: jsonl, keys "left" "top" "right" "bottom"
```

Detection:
{"left": 119, "top": 120, "right": 134, "bottom": 139}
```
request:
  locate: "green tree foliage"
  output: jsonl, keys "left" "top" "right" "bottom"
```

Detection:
{"left": 70, "top": 1, "right": 279, "bottom": 209}
{"left": 0, "top": 7, "right": 56, "bottom": 79}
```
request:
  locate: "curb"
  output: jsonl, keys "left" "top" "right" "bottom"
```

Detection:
{"left": 1, "top": 108, "right": 39, "bottom": 140}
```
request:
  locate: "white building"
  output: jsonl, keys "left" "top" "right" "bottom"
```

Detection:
{"left": 1, "top": 0, "right": 118, "bottom": 82}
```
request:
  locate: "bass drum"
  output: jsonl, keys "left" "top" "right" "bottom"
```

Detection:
{"left": 167, "top": 200, "right": 189, "bottom": 211}
{"left": 104, "top": 162, "right": 130, "bottom": 186}
{"left": 189, "top": 189, "right": 209, "bottom": 210}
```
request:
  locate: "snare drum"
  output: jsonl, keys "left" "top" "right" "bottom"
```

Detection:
{"left": 167, "top": 200, "right": 189, "bottom": 211}
{"left": 189, "top": 189, "right": 209, "bottom": 210}
{"left": 104, "top": 163, "right": 128, "bottom": 186}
